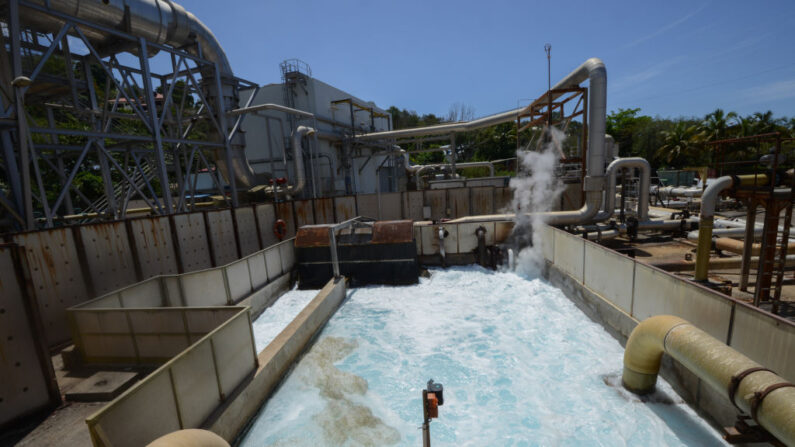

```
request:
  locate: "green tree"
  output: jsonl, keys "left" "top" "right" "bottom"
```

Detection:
{"left": 657, "top": 121, "right": 702, "bottom": 165}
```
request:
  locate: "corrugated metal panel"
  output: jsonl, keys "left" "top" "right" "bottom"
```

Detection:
{"left": 294, "top": 200, "right": 315, "bottom": 227}
{"left": 379, "top": 192, "right": 403, "bottom": 220}
{"left": 128, "top": 216, "right": 178, "bottom": 279}
{"left": 470, "top": 187, "right": 495, "bottom": 215}
{"left": 356, "top": 194, "right": 379, "bottom": 219}
{"left": 404, "top": 191, "right": 424, "bottom": 220}
{"left": 274, "top": 202, "right": 296, "bottom": 239}
{"left": 313, "top": 198, "right": 335, "bottom": 224}
{"left": 495, "top": 186, "right": 513, "bottom": 212}
{"left": 255, "top": 204, "right": 278, "bottom": 248}
{"left": 206, "top": 209, "right": 238, "bottom": 266}
{"left": 12, "top": 229, "right": 89, "bottom": 346}
{"left": 448, "top": 188, "right": 470, "bottom": 219}
{"left": 78, "top": 222, "right": 137, "bottom": 296}
{"left": 172, "top": 213, "right": 212, "bottom": 272}
{"left": 334, "top": 196, "right": 356, "bottom": 222}
{"left": 425, "top": 190, "right": 446, "bottom": 220}
{"left": 234, "top": 207, "right": 260, "bottom": 257}
{"left": 0, "top": 247, "right": 55, "bottom": 426}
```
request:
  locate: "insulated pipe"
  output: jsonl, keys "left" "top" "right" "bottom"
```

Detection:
{"left": 414, "top": 162, "right": 495, "bottom": 189}
{"left": 147, "top": 429, "right": 230, "bottom": 447}
{"left": 713, "top": 237, "right": 795, "bottom": 256}
{"left": 21, "top": 1, "right": 262, "bottom": 188}
{"left": 286, "top": 126, "right": 315, "bottom": 196}
{"left": 623, "top": 315, "right": 795, "bottom": 446}
{"left": 447, "top": 58, "right": 607, "bottom": 226}
{"left": 693, "top": 176, "right": 735, "bottom": 281}
{"left": 652, "top": 254, "right": 795, "bottom": 272}
{"left": 652, "top": 186, "right": 703, "bottom": 198}
{"left": 595, "top": 157, "right": 650, "bottom": 221}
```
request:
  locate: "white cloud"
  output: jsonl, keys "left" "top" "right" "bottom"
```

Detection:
{"left": 743, "top": 78, "right": 795, "bottom": 103}
{"left": 624, "top": 2, "right": 710, "bottom": 49}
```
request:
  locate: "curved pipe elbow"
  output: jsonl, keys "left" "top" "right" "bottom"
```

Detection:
{"left": 623, "top": 316, "right": 795, "bottom": 446}
{"left": 622, "top": 315, "right": 689, "bottom": 393}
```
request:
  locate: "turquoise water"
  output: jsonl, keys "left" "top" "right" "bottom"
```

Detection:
{"left": 241, "top": 266, "right": 727, "bottom": 446}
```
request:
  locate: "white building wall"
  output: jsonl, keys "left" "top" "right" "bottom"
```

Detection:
{"left": 238, "top": 75, "right": 394, "bottom": 197}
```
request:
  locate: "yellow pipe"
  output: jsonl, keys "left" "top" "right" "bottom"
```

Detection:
{"left": 693, "top": 217, "right": 713, "bottom": 281}
{"left": 146, "top": 429, "right": 230, "bottom": 447}
{"left": 623, "top": 315, "right": 795, "bottom": 445}
{"left": 735, "top": 173, "right": 770, "bottom": 187}
{"left": 715, "top": 237, "right": 795, "bottom": 256}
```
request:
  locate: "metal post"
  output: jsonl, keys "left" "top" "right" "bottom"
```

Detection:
{"left": 739, "top": 201, "right": 756, "bottom": 291}
{"left": 450, "top": 133, "right": 456, "bottom": 178}
{"left": 9, "top": 0, "right": 34, "bottom": 229}
{"left": 139, "top": 37, "right": 173, "bottom": 214}
{"left": 213, "top": 63, "right": 239, "bottom": 207}
{"left": 328, "top": 227, "right": 340, "bottom": 279}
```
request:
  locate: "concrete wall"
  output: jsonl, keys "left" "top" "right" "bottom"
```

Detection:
{"left": 5, "top": 186, "right": 511, "bottom": 347}
{"left": 209, "top": 278, "right": 347, "bottom": 442}
{"left": 0, "top": 246, "right": 59, "bottom": 429}
{"left": 85, "top": 308, "right": 256, "bottom": 447}
{"left": 540, "top": 225, "right": 794, "bottom": 381}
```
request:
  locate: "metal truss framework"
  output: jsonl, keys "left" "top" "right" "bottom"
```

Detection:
{"left": 0, "top": 0, "right": 258, "bottom": 231}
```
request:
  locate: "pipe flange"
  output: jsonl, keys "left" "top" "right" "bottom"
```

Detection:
{"left": 728, "top": 367, "right": 774, "bottom": 412}
{"left": 750, "top": 382, "right": 795, "bottom": 424}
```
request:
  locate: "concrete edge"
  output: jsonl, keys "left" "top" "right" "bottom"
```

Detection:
{"left": 208, "top": 277, "right": 347, "bottom": 442}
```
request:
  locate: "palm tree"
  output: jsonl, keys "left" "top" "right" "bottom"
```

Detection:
{"left": 657, "top": 121, "right": 702, "bottom": 165}
{"left": 701, "top": 108, "right": 738, "bottom": 142}
{"left": 751, "top": 110, "right": 782, "bottom": 134}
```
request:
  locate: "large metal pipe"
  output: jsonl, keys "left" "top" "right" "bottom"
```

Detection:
{"left": 286, "top": 126, "right": 315, "bottom": 196}
{"left": 414, "top": 162, "right": 495, "bottom": 189}
{"left": 694, "top": 175, "right": 772, "bottom": 281}
{"left": 147, "top": 429, "right": 230, "bottom": 447}
{"left": 595, "top": 157, "right": 650, "bottom": 221}
{"left": 623, "top": 315, "right": 795, "bottom": 445}
{"left": 20, "top": 0, "right": 260, "bottom": 189}
{"left": 446, "top": 58, "right": 608, "bottom": 226}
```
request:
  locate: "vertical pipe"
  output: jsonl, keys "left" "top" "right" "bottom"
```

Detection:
{"left": 739, "top": 201, "right": 757, "bottom": 291}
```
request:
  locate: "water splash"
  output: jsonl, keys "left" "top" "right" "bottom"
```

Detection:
{"left": 509, "top": 126, "right": 565, "bottom": 275}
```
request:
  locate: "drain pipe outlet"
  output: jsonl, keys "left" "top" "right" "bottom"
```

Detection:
{"left": 438, "top": 227, "right": 448, "bottom": 266}
{"left": 147, "top": 429, "right": 230, "bottom": 447}
{"left": 287, "top": 126, "right": 316, "bottom": 197}
{"left": 623, "top": 315, "right": 795, "bottom": 446}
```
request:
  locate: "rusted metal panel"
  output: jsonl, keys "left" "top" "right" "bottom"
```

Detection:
{"left": 371, "top": 220, "right": 414, "bottom": 244}
{"left": 404, "top": 191, "right": 424, "bottom": 221}
{"left": 425, "top": 190, "right": 447, "bottom": 220}
{"left": 448, "top": 188, "right": 470, "bottom": 219}
{"left": 0, "top": 246, "right": 58, "bottom": 426}
{"left": 274, "top": 202, "right": 296, "bottom": 239}
{"left": 334, "top": 196, "right": 356, "bottom": 222}
{"left": 294, "top": 200, "right": 315, "bottom": 228}
{"left": 12, "top": 228, "right": 90, "bottom": 346}
{"left": 206, "top": 209, "right": 238, "bottom": 266}
{"left": 379, "top": 192, "right": 403, "bottom": 220}
{"left": 495, "top": 187, "right": 513, "bottom": 212}
{"left": 128, "top": 216, "right": 178, "bottom": 279}
{"left": 295, "top": 226, "right": 332, "bottom": 248}
{"left": 356, "top": 194, "right": 379, "bottom": 219}
{"left": 78, "top": 222, "right": 137, "bottom": 296}
{"left": 471, "top": 187, "right": 495, "bottom": 215}
{"left": 313, "top": 198, "right": 335, "bottom": 224}
{"left": 172, "top": 213, "right": 212, "bottom": 272}
{"left": 234, "top": 207, "right": 260, "bottom": 257}
{"left": 255, "top": 204, "right": 278, "bottom": 248}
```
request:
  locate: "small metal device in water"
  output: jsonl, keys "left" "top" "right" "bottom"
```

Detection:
{"left": 422, "top": 379, "right": 444, "bottom": 447}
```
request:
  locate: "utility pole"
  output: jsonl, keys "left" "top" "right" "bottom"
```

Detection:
{"left": 544, "top": 43, "right": 552, "bottom": 129}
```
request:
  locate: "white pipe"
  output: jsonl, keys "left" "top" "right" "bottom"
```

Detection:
{"left": 448, "top": 58, "right": 608, "bottom": 226}
{"left": 286, "top": 126, "right": 315, "bottom": 196}
{"left": 414, "top": 162, "right": 495, "bottom": 189}
{"left": 438, "top": 227, "right": 446, "bottom": 263}
{"left": 595, "top": 157, "right": 650, "bottom": 221}
{"left": 508, "top": 248, "right": 515, "bottom": 270}
{"left": 652, "top": 185, "right": 703, "bottom": 198}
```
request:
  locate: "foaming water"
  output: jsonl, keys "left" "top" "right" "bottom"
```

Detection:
{"left": 241, "top": 267, "right": 727, "bottom": 446}
{"left": 252, "top": 286, "right": 317, "bottom": 352}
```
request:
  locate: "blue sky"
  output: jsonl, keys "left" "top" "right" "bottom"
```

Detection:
{"left": 186, "top": 0, "right": 795, "bottom": 120}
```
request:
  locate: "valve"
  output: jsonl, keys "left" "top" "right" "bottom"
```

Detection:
{"left": 421, "top": 379, "right": 444, "bottom": 447}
